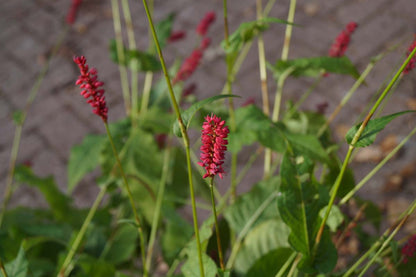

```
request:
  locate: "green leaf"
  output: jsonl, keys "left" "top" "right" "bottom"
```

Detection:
{"left": 14, "top": 166, "right": 72, "bottom": 221}
{"left": 68, "top": 134, "right": 106, "bottom": 192}
{"left": 173, "top": 94, "right": 240, "bottom": 137}
{"left": 102, "top": 224, "right": 138, "bottom": 266}
{"left": 319, "top": 205, "right": 344, "bottom": 232}
{"left": 78, "top": 255, "right": 116, "bottom": 277}
{"left": 181, "top": 251, "right": 218, "bottom": 277}
{"left": 222, "top": 18, "right": 293, "bottom": 55}
{"left": 245, "top": 248, "right": 293, "bottom": 277}
{"left": 271, "top": 56, "right": 360, "bottom": 79}
{"left": 345, "top": 111, "right": 414, "bottom": 147}
{"left": 224, "top": 177, "right": 280, "bottom": 234}
{"left": 109, "top": 40, "right": 161, "bottom": 72}
{"left": 154, "top": 13, "right": 175, "bottom": 50}
{"left": 5, "top": 246, "right": 28, "bottom": 277}
{"left": 234, "top": 220, "right": 290, "bottom": 274}
{"left": 12, "top": 110, "right": 24, "bottom": 126}
{"left": 285, "top": 132, "right": 330, "bottom": 164}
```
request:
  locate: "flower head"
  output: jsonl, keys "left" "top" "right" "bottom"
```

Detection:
{"left": 173, "top": 49, "right": 203, "bottom": 84}
{"left": 198, "top": 114, "right": 229, "bottom": 179}
{"left": 329, "top": 21, "right": 358, "bottom": 57}
{"left": 403, "top": 37, "right": 416, "bottom": 74}
{"left": 73, "top": 56, "right": 108, "bottom": 122}
{"left": 66, "top": 0, "right": 83, "bottom": 25}
{"left": 196, "top": 11, "right": 216, "bottom": 36}
{"left": 402, "top": 234, "right": 416, "bottom": 264}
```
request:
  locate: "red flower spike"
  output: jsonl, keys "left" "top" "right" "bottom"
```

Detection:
{"left": 198, "top": 114, "right": 229, "bottom": 179}
{"left": 173, "top": 49, "right": 203, "bottom": 84}
{"left": 73, "top": 56, "right": 108, "bottom": 122}
{"left": 402, "top": 234, "right": 416, "bottom": 264}
{"left": 66, "top": 0, "right": 83, "bottom": 25}
{"left": 403, "top": 37, "right": 416, "bottom": 74}
{"left": 329, "top": 21, "right": 358, "bottom": 57}
{"left": 168, "top": 30, "right": 186, "bottom": 43}
{"left": 200, "top": 37, "right": 211, "bottom": 50}
{"left": 196, "top": 11, "right": 216, "bottom": 36}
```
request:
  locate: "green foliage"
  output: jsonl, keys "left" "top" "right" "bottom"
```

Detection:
{"left": 5, "top": 246, "right": 28, "bottom": 277}
{"left": 345, "top": 111, "right": 414, "bottom": 147}
{"left": 271, "top": 56, "right": 360, "bottom": 79}
{"left": 102, "top": 224, "right": 138, "bottom": 265}
{"left": 68, "top": 134, "right": 106, "bottom": 192}
{"left": 153, "top": 13, "right": 175, "bottom": 50}
{"left": 246, "top": 248, "right": 293, "bottom": 277}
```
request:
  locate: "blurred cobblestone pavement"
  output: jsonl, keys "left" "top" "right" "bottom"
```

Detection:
{"left": 1, "top": 0, "right": 416, "bottom": 209}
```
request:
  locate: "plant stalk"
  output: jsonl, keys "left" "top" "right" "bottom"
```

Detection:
{"left": 209, "top": 177, "right": 225, "bottom": 270}
{"left": 58, "top": 185, "right": 107, "bottom": 277}
{"left": 141, "top": 1, "right": 205, "bottom": 275}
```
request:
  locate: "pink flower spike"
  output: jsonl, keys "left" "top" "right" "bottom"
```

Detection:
{"left": 196, "top": 11, "right": 216, "bottom": 36}
{"left": 66, "top": 0, "right": 83, "bottom": 25}
{"left": 198, "top": 114, "right": 229, "bottom": 179}
{"left": 328, "top": 21, "right": 358, "bottom": 57}
{"left": 73, "top": 56, "right": 108, "bottom": 122}
{"left": 172, "top": 49, "right": 203, "bottom": 84}
{"left": 402, "top": 234, "right": 416, "bottom": 264}
{"left": 168, "top": 30, "right": 186, "bottom": 43}
{"left": 403, "top": 36, "right": 416, "bottom": 74}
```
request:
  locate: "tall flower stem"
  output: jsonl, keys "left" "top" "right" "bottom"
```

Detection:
{"left": 314, "top": 44, "right": 416, "bottom": 250}
{"left": 209, "top": 177, "right": 225, "bottom": 270}
{"left": 58, "top": 186, "right": 107, "bottom": 277}
{"left": 145, "top": 143, "right": 171, "bottom": 271}
{"left": 281, "top": 0, "right": 296, "bottom": 61}
{"left": 120, "top": 0, "right": 139, "bottom": 120}
{"left": 141, "top": 1, "right": 205, "bottom": 275}
{"left": 0, "top": 26, "right": 68, "bottom": 228}
{"left": 111, "top": 0, "right": 131, "bottom": 116}
{"left": 104, "top": 122, "right": 147, "bottom": 277}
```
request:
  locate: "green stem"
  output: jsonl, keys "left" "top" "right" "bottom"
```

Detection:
{"left": 141, "top": 1, "right": 205, "bottom": 276}
{"left": 272, "top": 68, "right": 294, "bottom": 122}
{"left": 340, "top": 125, "right": 416, "bottom": 205}
{"left": 111, "top": 0, "right": 131, "bottom": 116}
{"left": 287, "top": 253, "right": 301, "bottom": 277}
{"left": 275, "top": 252, "right": 296, "bottom": 277}
{"left": 0, "top": 260, "right": 7, "bottom": 277}
{"left": 140, "top": 72, "right": 153, "bottom": 114}
{"left": 121, "top": 0, "right": 139, "bottom": 120}
{"left": 145, "top": 143, "right": 171, "bottom": 271}
{"left": 104, "top": 122, "right": 147, "bottom": 277}
{"left": 281, "top": 0, "right": 296, "bottom": 61}
{"left": 209, "top": 178, "right": 225, "bottom": 270}
{"left": 58, "top": 186, "right": 107, "bottom": 277}
{"left": 315, "top": 44, "right": 416, "bottom": 249}
{"left": 226, "top": 192, "right": 278, "bottom": 269}
{"left": 0, "top": 27, "right": 68, "bottom": 228}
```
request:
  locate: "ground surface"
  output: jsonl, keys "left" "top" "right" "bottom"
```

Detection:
{"left": 1, "top": 0, "right": 416, "bottom": 229}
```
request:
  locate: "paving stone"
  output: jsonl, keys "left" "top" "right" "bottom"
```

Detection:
{"left": 22, "top": 7, "right": 62, "bottom": 42}
{"left": 335, "top": 0, "right": 391, "bottom": 25}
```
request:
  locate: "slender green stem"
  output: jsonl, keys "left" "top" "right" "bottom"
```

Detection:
{"left": 145, "top": 144, "right": 171, "bottom": 271}
{"left": 209, "top": 178, "right": 225, "bottom": 270}
{"left": 140, "top": 72, "right": 153, "bottom": 114}
{"left": 287, "top": 253, "right": 301, "bottom": 277}
{"left": 104, "top": 122, "right": 147, "bottom": 277}
{"left": 226, "top": 192, "right": 278, "bottom": 269}
{"left": 272, "top": 68, "right": 294, "bottom": 122}
{"left": 317, "top": 56, "right": 379, "bottom": 137}
{"left": 0, "top": 27, "right": 68, "bottom": 228}
{"left": 315, "top": 44, "right": 416, "bottom": 249}
{"left": 340, "top": 125, "right": 416, "bottom": 205}
{"left": 111, "top": 0, "right": 131, "bottom": 115}
{"left": 121, "top": 0, "right": 139, "bottom": 120}
{"left": 141, "top": 1, "right": 205, "bottom": 275}
{"left": 275, "top": 252, "right": 296, "bottom": 277}
{"left": 0, "top": 260, "right": 7, "bottom": 277}
{"left": 58, "top": 186, "right": 107, "bottom": 277}
{"left": 281, "top": 0, "right": 297, "bottom": 61}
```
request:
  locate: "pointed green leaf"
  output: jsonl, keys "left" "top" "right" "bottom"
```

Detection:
{"left": 271, "top": 56, "right": 360, "bottom": 79}
{"left": 5, "top": 246, "right": 28, "bottom": 277}
{"left": 68, "top": 134, "right": 106, "bottom": 193}
{"left": 103, "top": 224, "right": 138, "bottom": 265}
{"left": 173, "top": 94, "right": 240, "bottom": 137}
{"left": 246, "top": 248, "right": 293, "bottom": 277}
{"left": 181, "top": 251, "right": 218, "bottom": 277}
{"left": 346, "top": 110, "right": 415, "bottom": 147}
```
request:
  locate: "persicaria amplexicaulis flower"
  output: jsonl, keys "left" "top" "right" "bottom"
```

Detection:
{"left": 173, "top": 49, "right": 203, "bottom": 84}
{"left": 403, "top": 36, "right": 416, "bottom": 74}
{"left": 168, "top": 30, "right": 186, "bottom": 43}
{"left": 329, "top": 21, "right": 358, "bottom": 57}
{"left": 198, "top": 114, "right": 229, "bottom": 179}
{"left": 66, "top": 0, "right": 83, "bottom": 25}
{"left": 402, "top": 234, "right": 416, "bottom": 264}
{"left": 196, "top": 11, "right": 216, "bottom": 36}
{"left": 74, "top": 56, "right": 108, "bottom": 122}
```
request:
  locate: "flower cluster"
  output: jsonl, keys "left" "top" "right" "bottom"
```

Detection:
{"left": 328, "top": 21, "right": 358, "bottom": 57}
{"left": 66, "top": 0, "right": 83, "bottom": 25}
{"left": 196, "top": 11, "right": 216, "bottom": 36}
{"left": 168, "top": 30, "right": 186, "bottom": 43}
{"left": 402, "top": 234, "right": 416, "bottom": 264}
{"left": 198, "top": 114, "right": 229, "bottom": 179}
{"left": 73, "top": 56, "right": 108, "bottom": 122}
{"left": 403, "top": 36, "right": 416, "bottom": 74}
